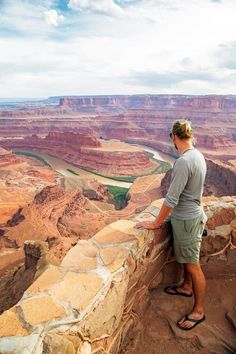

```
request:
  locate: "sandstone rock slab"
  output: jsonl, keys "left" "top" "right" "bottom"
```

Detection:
{"left": 19, "top": 296, "right": 66, "bottom": 325}
{"left": 26, "top": 266, "right": 63, "bottom": 294}
{"left": 52, "top": 272, "right": 104, "bottom": 312}
{"left": 0, "top": 308, "right": 28, "bottom": 337}
{"left": 99, "top": 247, "right": 129, "bottom": 272}
{"left": 43, "top": 333, "right": 76, "bottom": 354}
{"left": 93, "top": 226, "right": 136, "bottom": 245}
{"left": 61, "top": 243, "right": 98, "bottom": 271}
{"left": 79, "top": 270, "right": 129, "bottom": 340}
{"left": 108, "top": 220, "right": 137, "bottom": 235}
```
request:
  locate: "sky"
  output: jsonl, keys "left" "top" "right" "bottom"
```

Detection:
{"left": 0, "top": 0, "right": 236, "bottom": 98}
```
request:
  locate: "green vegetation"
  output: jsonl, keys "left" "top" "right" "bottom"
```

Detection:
{"left": 105, "top": 185, "right": 129, "bottom": 210}
{"left": 153, "top": 160, "right": 172, "bottom": 174}
{"left": 78, "top": 166, "right": 137, "bottom": 182}
{"left": 45, "top": 154, "right": 136, "bottom": 182}
{"left": 60, "top": 151, "right": 171, "bottom": 180}
{"left": 15, "top": 151, "right": 51, "bottom": 167}
{"left": 15, "top": 150, "right": 171, "bottom": 185}
{"left": 66, "top": 169, "right": 80, "bottom": 176}
{"left": 75, "top": 160, "right": 171, "bottom": 182}
{"left": 67, "top": 164, "right": 136, "bottom": 182}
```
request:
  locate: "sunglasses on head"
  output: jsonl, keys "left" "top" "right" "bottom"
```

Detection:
{"left": 169, "top": 132, "right": 173, "bottom": 138}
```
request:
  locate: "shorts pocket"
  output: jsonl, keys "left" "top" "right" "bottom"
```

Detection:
{"left": 184, "top": 219, "right": 194, "bottom": 234}
{"left": 184, "top": 213, "right": 207, "bottom": 237}
{"left": 181, "top": 243, "right": 198, "bottom": 259}
{"left": 175, "top": 241, "right": 201, "bottom": 263}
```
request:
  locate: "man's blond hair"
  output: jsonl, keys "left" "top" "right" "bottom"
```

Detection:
{"left": 172, "top": 119, "right": 193, "bottom": 140}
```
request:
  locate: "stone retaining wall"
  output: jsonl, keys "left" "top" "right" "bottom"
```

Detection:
{"left": 0, "top": 197, "right": 235, "bottom": 354}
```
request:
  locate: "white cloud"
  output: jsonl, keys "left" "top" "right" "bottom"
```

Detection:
{"left": 0, "top": 1, "right": 44, "bottom": 35}
{"left": 0, "top": 1, "right": 65, "bottom": 36}
{"left": 68, "top": 0, "right": 123, "bottom": 16}
{"left": 1, "top": 0, "right": 236, "bottom": 96}
{"left": 44, "top": 9, "right": 64, "bottom": 26}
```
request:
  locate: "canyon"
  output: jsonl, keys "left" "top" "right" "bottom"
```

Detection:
{"left": 0, "top": 95, "right": 235, "bottom": 167}
{"left": 0, "top": 148, "right": 59, "bottom": 224}
{"left": 0, "top": 94, "right": 235, "bottom": 354}
{"left": 1, "top": 132, "right": 159, "bottom": 178}
{"left": 0, "top": 196, "right": 235, "bottom": 354}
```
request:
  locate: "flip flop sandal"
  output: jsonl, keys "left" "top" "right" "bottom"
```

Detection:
{"left": 177, "top": 314, "right": 206, "bottom": 331}
{"left": 164, "top": 285, "right": 193, "bottom": 297}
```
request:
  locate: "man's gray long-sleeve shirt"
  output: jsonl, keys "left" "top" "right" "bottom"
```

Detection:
{"left": 164, "top": 148, "right": 206, "bottom": 220}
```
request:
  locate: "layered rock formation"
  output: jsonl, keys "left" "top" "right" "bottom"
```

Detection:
{"left": 45, "top": 131, "right": 101, "bottom": 148}
{"left": 2, "top": 94, "right": 236, "bottom": 115}
{"left": 1, "top": 153, "right": 234, "bottom": 322}
{"left": 204, "top": 159, "right": 236, "bottom": 196}
{"left": 97, "top": 109, "right": 236, "bottom": 162}
{"left": 57, "top": 96, "right": 236, "bottom": 162}
{"left": 0, "top": 94, "right": 235, "bottom": 353}
{"left": 0, "top": 173, "right": 167, "bottom": 317}
{"left": 1, "top": 132, "right": 159, "bottom": 177}
{"left": 2, "top": 185, "right": 117, "bottom": 250}
{"left": 0, "top": 147, "right": 18, "bottom": 167}
{"left": 59, "top": 94, "right": 236, "bottom": 112}
{"left": 0, "top": 184, "right": 118, "bottom": 314}
{"left": 0, "top": 150, "right": 59, "bottom": 224}
{"left": 0, "top": 95, "right": 235, "bottom": 164}
{"left": 126, "top": 173, "right": 165, "bottom": 211}
{"left": 0, "top": 197, "right": 235, "bottom": 354}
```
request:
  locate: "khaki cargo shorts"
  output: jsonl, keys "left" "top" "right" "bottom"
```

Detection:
{"left": 170, "top": 212, "right": 207, "bottom": 264}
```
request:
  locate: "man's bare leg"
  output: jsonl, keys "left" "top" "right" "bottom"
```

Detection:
{"left": 178, "top": 262, "right": 206, "bottom": 329}
{"left": 167, "top": 264, "right": 192, "bottom": 295}
{"left": 179, "top": 264, "right": 192, "bottom": 292}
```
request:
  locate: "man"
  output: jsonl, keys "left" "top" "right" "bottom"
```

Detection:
{"left": 135, "top": 119, "right": 207, "bottom": 330}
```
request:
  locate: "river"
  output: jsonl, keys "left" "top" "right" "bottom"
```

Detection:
{"left": 16, "top": 146, "right": 175, "bottom": 190}
{"left": 133, "top": 144, "right": 176, "bottom": 165}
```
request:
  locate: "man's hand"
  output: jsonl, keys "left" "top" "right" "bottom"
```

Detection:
{"left": 135, "top": 221, "right": 159, "bottom": 230}
{"left": 135, "top": 222, "right": 161, "bottom": 256}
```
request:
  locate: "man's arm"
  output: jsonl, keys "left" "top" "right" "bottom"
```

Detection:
{"left": 135, "top": 157, "right": 189, "bottom": 230}
{"left": 163, "top": 158, "right": 189, "bottom": 209}
{"left": 135, "top": 203, "right": 172, "bottom": 230}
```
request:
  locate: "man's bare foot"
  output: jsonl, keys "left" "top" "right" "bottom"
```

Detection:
{"left": 177, "top": 312, "right": 205, "bottom": 330}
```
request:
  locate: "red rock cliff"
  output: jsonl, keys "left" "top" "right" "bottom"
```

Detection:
{"left": 45, "top": 131, "right": 101, "bottom": 148}
{"left": 59, "top": 95, "right": 236, "bottom": 112}
{"left": 1, "top": 132, "right": 158, "bottom": 177}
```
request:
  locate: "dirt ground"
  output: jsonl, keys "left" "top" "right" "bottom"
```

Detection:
{"left": 126, "top": 278, "right": 236, "bottom": 354}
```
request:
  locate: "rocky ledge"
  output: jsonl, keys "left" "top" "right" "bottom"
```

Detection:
{"left": 0, "top": 196, "right": 235, "bottom": 354}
